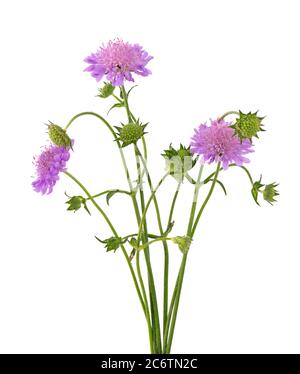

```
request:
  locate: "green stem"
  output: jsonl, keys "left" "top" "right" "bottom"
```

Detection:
{"left": 134, "top": 146, "right": 161, "bottom": 353}
{"left": 112, "top": 94, "right": 123, "bottom": 103}
{"left": 218, "top": 110, "right": 239, "bottom": 121}
{"left": 135, "top": 249, "right": 153, "bottom": 353}
{"left": 64, "top": 111, "right": 117, "bottom": 137}
{"left": 203, "top": 164, "right": 254, "bottom": 186}
{"left": 163, "top": 182, "right": 181, "bottom": 334}
{"left": 121, "top": 86, "right": 132, "bottom": 122}
{"left": 163, "top": 166, "right": 203, "bottom": 353}
{"left": 85, "top": 189, "right": 131, "bottom": 201}
{"left": 137, "top": 237, "right": 173, "bottom": 251}
{"left": 191, "top": 163, "right": 221, "bottom": 237}
{"left": 167, "top": 183, "right": 181, "bottom": 227}
{"left": 165, "top": 163, "right": 221, "bottom": 353}
{"left": 63, "top": 108, "right": 153, "bottom": 351}
{"left": 136, "top": 173, "right": 169, "bottom": 244}
{"left": 120, "top": 86, "right": 162, "bottom": 352}
{"left": 63, "top": 171, "right": 147, "bottom": 317}
{"left": 187, "top": 165, "right": 205, "bottom": 235}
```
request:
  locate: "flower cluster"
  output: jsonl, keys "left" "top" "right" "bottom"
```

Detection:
{"left": 32, "top": 143, "right": 71, "bottom": 195}
{"left": 31, "top": 38, "right": 279, "bottom": 355}
{"left": 190, "top": 119, "right": 253, "bottom": 169}
{"left": 84, "top": 39, "right": 153, "bottom": 86}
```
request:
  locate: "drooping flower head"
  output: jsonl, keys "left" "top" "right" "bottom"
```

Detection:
{"left": 190, "top": 119, "right": 254, "bottom": 169}
{"left": 32, "top": 143, "right": 72, "bottom": 195}
{"left": 84, "top": 39, "right": 153, "bottom": 86}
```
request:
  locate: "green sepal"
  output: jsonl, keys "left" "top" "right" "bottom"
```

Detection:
{"left": 95, "top": 236, "right": 124, "bottom": 252}
{"left": 65, "top": 194, "right": 91, "bottom": 215}
{"left": 171, "top": 236, "right": 192, "bottom": 254}
{"left": 48, "top": 122, "right": 72, "bottom": 149}
{"left": 115, "top": 120, "right": 147, "bottom": 147}
{"left": 97, "top": 82, "right": 115, "bottom": 98}
{"left": 231, "top": 111, "right": 265, "bottom": 142}
{"left": 129, "top": 237, "right": 139, "bottom": 250}
{"left": 162, "top": 144, "right": 197, "bottom": 182}
{"left": 263, "top": 182, "right": 279, "bottom": 205}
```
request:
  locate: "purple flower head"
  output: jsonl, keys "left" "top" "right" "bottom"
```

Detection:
{"left": 84, "top": 39, "right": 153, "bottom": 86}
{"left": 190, "top": 119, "right": 254, "bottom": 169}
{"left": 32, "top": 143, "right": 72, "bottom": 195}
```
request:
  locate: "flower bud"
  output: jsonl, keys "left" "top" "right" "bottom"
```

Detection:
{"left": 162, "top": 144, "right": 196, "bottom": 181}
{"left": 172, "top": 236, "right": 192, "bottom": 254}
{"left": 263, "top": 183, "right": 279, "bottom": 205}
{"left": 115, "top": 121, "right": 147, "bottom": 147}
{"left": 48, "top": 122, "right": 72, "bottom": 148}
{"left": 232, "top": 111, "right": 265, "bottom": 142}
{"left": 98, "top": 82, "right": 115, "bottom": 98}
{"left": 95, "top": 236, "right": 123, "bottom": 252}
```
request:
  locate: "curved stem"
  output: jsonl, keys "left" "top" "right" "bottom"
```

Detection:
{"left": 203, "top": 164, "right": 254, "bottom": 186}
{"left": 64, "top": 111, "right": 117, "bottom": 138}
{"left": 85, "top": 189, "right": 131, "bottom": 201}
{"left": 218, "top": 110, "right": 239, "bottom": 121}
{"left": 63, "top": 171, "right": 154, "bottom": 349}
{"left": 167, "top": 182, "right": 181, "bottom": 227}
{"left": 137, "top": 237, "right": 173, "bottom": 251}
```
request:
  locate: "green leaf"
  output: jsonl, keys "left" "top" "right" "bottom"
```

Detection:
{"left": 127, "top": 85, "right": 138, "bottom": 97}
{"left": 105, "top": 189, "right": 131, "bottom": 205}
{"left": 204, "top": 179, "right": 227, "bottom": 195}
{"left": 251, "top": 175, "right": 264, "bottom": 206}
{"left": 107, "top": 102, "right": 124, "bottom": 115}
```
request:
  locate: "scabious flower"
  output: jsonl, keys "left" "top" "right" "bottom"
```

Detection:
{"left": 32, "top": 143, "right": 72, "bottom": 195}
{"left": 84, "top": 39, "right": 153, "bottom": 86}
{"left": 190, "top": 119, "right": 253, "bottom": 169}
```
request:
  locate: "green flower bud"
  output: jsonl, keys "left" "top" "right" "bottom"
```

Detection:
{"left": 232, "top": 111, "right": 265, "bottom": 142}
{"left": 263, "top": 183, "right": 279, "bottom": 205}
{"left": 98, "top": 82, "right": 115, "bottom": 98}
{"left": 95, "top": 236, "right": 123, "bottom": 252}
{"left": 48, "top": 122, "right": 72, "bottom": 148}
{"left": 172, "top": 236, "right": 192, "bottom": 254}
{"left": 65, "top": 195, "right": 91, "bottom": 215}
{"left": 115, "top": 121, "right": 147, "bottom": 147}
{"left": 162, "top": 144, "right": 197, "bottom": 181}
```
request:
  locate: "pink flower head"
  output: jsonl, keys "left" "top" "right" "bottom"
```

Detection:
{"left": 190, "top": 119, "right": 254, "bottom": 169}
{"left": 32, "top": 143, "right": 71, "bottom": 195}
{"left": 84, "top": 39, "right": 153, "bottom": 86}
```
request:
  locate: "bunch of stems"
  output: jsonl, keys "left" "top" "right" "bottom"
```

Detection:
{"left": 63, "top": 86, "right": 223, "bottom": 353}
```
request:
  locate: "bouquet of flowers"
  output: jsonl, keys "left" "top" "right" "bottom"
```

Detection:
{"left": 32, "top": 39, "right": 278, "bottom": 354}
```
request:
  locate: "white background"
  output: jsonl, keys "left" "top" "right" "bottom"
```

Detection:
{"left": 0, "top": 0, "right": 299, "bottom": 353}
